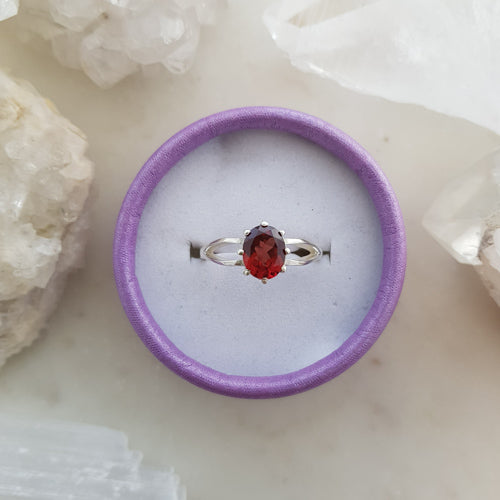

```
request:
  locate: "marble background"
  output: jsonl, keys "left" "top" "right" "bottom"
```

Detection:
{"left": 1, "top": 1, "right": 500, "bottom": 499}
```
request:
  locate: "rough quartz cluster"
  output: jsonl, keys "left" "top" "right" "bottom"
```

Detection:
{"left": 264, "top": 0, "right": 500, "bottom": 135}
{"left": 0, "top": 69, "right": 94, "bottom": 365}
{"left": 423, "top": 149, "right": 500, "bottom": 306}
{"left": 1, "top": 0, "right": 222, "bottom": 88}
{"left": 0, "top": 415, "right": 185, "bottom": 499}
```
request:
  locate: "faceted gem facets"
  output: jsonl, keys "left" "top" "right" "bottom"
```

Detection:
{"left": 242, "top": 224, "right": 286, "bottom": 280}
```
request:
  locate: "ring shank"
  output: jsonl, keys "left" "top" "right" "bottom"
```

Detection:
{"left": 201, "top": 237, "right": 322, "bottom": 266}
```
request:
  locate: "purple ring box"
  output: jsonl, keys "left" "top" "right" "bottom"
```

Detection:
{"left": 113, "top": 107, "right": 406, "bottom": 399}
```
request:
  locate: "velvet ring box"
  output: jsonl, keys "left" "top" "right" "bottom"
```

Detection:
{"left": 113, "top": 107, "right": 406, "bottom": 399}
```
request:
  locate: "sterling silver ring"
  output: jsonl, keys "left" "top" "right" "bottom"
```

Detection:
{"left": 201, "top": 221, "right": 322, "bottom": 283}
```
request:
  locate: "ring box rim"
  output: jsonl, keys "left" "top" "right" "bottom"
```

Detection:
{"left": 113, "top": 106, "right": 406, "bottom": 399}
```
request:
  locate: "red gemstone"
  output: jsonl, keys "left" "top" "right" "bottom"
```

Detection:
{"left": 242, "top": 224, "right": 286, "bottom": 280}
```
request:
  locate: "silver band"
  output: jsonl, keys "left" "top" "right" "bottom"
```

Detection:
{"left": 201, "top": 237, "right": 322, "bottom": 267}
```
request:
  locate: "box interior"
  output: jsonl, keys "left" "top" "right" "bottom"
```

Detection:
{"left": 135, "top": 129, "right": 383, "bottom": 376}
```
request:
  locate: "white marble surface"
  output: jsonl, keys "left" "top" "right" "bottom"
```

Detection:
{"left": 1, "top": 2, "right": 500, "bottom": 499}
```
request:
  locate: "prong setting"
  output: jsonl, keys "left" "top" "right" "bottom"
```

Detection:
{"left": 239, "top": 223, "right": 290, "bottom": 282}
{"left": 279, "top": 230, "right": 285, "bottom": 237}
{"left": 285, "top": 247, "right": 291, "bottom": 254}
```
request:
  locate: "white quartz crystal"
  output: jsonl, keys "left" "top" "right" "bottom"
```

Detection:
{"left": 3, "top": 0, "right": 223, "bottom": 88}
{"left": 423, "top": 149, "right": 500, "bottom": 306}
{"left": 0, "top": 69, "right": 94, "bottom": 365}
{"left": 0, "top": 0, "right": 18, "bottom": 21}
{"left": 0, "top": 415, "right": 185, "bottom": 499}
{"left": 264, "top": 0, "right": 500, "bottom": 135}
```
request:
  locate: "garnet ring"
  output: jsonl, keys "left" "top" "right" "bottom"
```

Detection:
{"left": 201, "top": 221, "right": 322, "bottom": 283}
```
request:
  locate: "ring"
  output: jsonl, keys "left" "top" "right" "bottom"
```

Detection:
{"left": 201, "top": 221, "right": 322, "bottom": 283}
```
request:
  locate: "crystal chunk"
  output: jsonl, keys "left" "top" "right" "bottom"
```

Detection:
{"left": 0, "top": 69, "right": 94, "bottom": 366}
{"left": 0, "top": 0, "right": 18, "bottom": 21}
{"left": 0, "top": 415, "right": 185, "bottom": 499}
{"left": 423, "top": 149, "right": 500, "bottom": 306}
{"left": 3, "top": 0, "right": 223, "bottom": 88}
{"left": 264, "top": 0, "right": 500, "bottom": 135}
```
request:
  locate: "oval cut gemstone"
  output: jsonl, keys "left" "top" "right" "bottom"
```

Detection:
{"left": 242, "top": 224, "right": 286, "bottom": 280}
